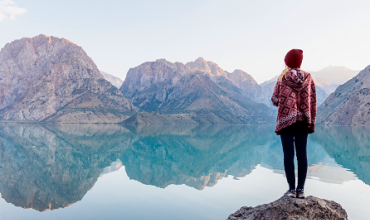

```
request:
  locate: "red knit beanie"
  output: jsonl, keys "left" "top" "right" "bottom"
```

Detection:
{"left": 284, "top": 49, "right": 303, "bottom": 68}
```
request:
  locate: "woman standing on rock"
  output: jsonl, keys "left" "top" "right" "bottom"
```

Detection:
{"left": 271, "top": 49, "right": 317, "bottom": 199}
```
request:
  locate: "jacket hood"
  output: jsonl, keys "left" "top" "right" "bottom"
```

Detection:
{"left": 284, "top": 68, "right": 310, "bottom": 90}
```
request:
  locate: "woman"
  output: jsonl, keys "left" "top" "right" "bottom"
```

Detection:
{"left": 271, "top": 49, "right": 317, "bottom": 199}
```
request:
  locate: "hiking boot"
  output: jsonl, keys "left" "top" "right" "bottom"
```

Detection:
{"left": 296, "top": 189, "right": 305, "bottom": 199}
{"left": 284, "top": 189, "right": 296, "bottom": 198}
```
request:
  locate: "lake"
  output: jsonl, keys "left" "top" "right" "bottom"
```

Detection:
{"left": 0, "top": 124, "right": 369, "bottom": 220}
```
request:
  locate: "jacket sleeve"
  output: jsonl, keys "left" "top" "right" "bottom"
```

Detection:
{"left": 310, "top": 78, "right": 317, "bottom": 124}
{"left": 271, "top": 81, "right": 280, "bottom": 107}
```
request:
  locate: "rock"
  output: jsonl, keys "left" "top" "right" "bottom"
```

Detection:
{"left": 101, "top": 71, "right": 123, "bottom": 88}
{"left": 317, "top": 65, "right": 370, "bottom": 124}
{"left": 0, "top": 35, "right": 133, "bottom": 122}
{"left": 227, "top": 196, "right": 348, "bottom": 220}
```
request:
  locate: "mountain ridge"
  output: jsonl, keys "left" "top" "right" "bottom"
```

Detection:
{"left": 0, "top": 34, "right": 134, "bottom": 123}
{"left": 120, "top": 58, "right": 275, "bottom": 124}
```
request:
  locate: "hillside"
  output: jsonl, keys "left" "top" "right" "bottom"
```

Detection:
{"left": 317, "top": 65, "right": 370, "bottom": 124}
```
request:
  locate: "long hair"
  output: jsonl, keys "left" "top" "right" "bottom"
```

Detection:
{"left": 278, "top": 65, "right": 291, "bottom": 81}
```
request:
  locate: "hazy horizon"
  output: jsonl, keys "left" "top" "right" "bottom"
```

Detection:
{"left": 1, "top": 0, "right": 369, "bottom": 83}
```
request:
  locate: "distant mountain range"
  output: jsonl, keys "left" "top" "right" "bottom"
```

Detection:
{"left": 101, "top": 71, "right": 123, "bottom": 88}
{"left": 0, "top": 35, "right": 367, "bottom": 124}
{"left": 311, "top": 65, "right": 359, "bottom": 86}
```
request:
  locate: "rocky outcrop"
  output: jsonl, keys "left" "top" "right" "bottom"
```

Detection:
{"left": 101, "top": 71, "right": 123, "bottom": 88}
{"left": 317, "top": 65, "right": 370, "bottom": 124}
{"left": 120, "top": 58, "right": 274, "bottom": 124}
{"left": 0, "top": 35, "right": 133, "bottom": 123}
{"left": 227, "top": 196, "right": 348, "bottom": 220}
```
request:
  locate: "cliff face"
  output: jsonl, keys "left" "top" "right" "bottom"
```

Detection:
{"left": 317, "top": 65, "right": 370, "bottom": 124}
{"left": 120, "top": 58, "right": 274, "bottom": 124}
{"left": 0, "top": 35, "right": 133, "bottom": 123}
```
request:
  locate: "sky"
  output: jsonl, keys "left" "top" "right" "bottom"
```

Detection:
{"left": 0, "top": 0, "right": 369, "bottom": 83}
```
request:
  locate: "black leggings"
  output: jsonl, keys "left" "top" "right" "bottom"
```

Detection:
{"left": 280, "top": 134, "right": 308, "bottom": 190}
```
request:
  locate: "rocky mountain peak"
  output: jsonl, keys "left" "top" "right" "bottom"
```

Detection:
{"left": 0, "top": 35, "right": 132, "bottom": 122}
{"left": 0, "top": 34, "right": 101, "bottom": 109}
{"left": 186, "top": 57, "right": 211, "bottom": 73}
{"left": 185, "top": 57, "right": 228, "bottom": 79}
{"left": 228, "top": 69, "right": 257, "bottom": 83}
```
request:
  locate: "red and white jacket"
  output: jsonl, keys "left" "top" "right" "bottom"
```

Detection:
{"left": 271, "top": 68, "right": 317, "bottom": 134}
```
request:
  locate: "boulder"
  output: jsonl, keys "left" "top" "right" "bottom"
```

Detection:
{"left": 227, "top": 196, "right": 348, "bottom": 220}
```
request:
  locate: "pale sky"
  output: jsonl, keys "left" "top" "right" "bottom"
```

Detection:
{"left": 0, "top": 0, "right": 369, "bottom": 83}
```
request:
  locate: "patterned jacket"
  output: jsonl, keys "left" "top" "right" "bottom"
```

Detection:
{"left": 271, "top": 68, "right": 317, "bottom": 134}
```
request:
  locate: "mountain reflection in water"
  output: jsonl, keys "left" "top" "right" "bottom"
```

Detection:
{"left": 0, "top": 124, "right": 369, "bottom": 212}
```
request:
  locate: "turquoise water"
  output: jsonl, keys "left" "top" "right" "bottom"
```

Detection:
{"left": 0, "top": 124, "right": 369, "bottom": 220}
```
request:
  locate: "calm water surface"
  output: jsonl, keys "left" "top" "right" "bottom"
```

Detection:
{"left": 0, "top": 124, "right": 369, "bottom": 220}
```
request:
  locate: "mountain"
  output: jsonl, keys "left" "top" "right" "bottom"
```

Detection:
{"left": 310, "top": 65, "right": 359, "bottom": 87}
{"left": 120, "top": 58, "right": 275, "bottom": 124}
{"left": 0, "top": 35, "right": 133, "bottom": 123}
{"left": 317, "top": 65, "right": 370, "bottom": 124}
{"left": 186, "top": 58, "right": 269, "bottom": 106}
{"left": 101, "top": 71, "right": 123, "bottom": 88}
{"left": 311, "top": 77, "right": 337, "bottom": 95}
